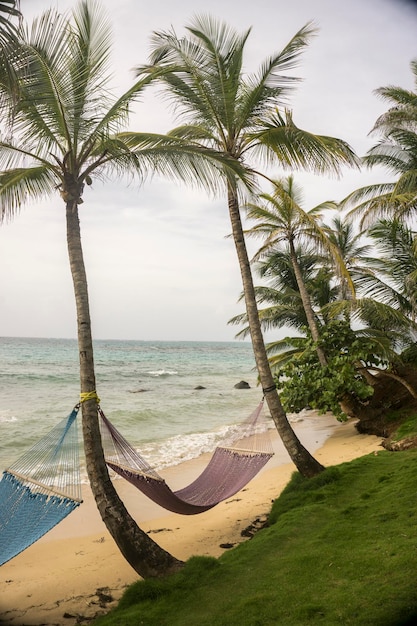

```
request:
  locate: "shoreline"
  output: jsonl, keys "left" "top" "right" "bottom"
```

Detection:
{"left": 0, "top": 415, "right": 383, "bottom": 626}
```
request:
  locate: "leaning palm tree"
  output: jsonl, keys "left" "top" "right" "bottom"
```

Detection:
{"left": 0, "top": 2, "right": 246, "bottom": 578}
{"left": 136, "top": 16, "right": 359, "bottom": 477}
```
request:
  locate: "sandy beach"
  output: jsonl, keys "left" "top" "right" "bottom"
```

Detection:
{"left": 0, "top": 415, "right": 383, "bottom": 626}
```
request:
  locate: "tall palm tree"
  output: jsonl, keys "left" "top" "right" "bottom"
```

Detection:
{"left": 0, "top": 2, "right": 246, "bottom": 578}
{"left": 136, "top": 16, "right": 359, "bottom": 477}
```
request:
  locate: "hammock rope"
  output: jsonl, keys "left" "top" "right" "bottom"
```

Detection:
{"left": 100, "top": 400, "right": 274, "bottom": 516}
{"left": 0, "top": 407, "right": 82, "bottom": 566}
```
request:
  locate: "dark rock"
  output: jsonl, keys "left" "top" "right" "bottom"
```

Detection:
{"left": 234, "top": 380, "right": 251, "bottom": 389}
{"left": 240, "top": 515, "right": 269, "bottom": 538}
{"left": 96, "top": 587, "right": 114, "bottom": 607}
{"left": 194, "top": 385, "right": 206, "bottom": 390}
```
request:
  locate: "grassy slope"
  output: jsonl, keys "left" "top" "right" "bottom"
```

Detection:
{"left": 93, "top": 449, "right": 417, "bottom": 626}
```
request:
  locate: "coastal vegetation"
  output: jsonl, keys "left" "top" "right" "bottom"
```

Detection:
{"left": 238, "top": 212, "right": 417, "bottom": 427}
{"left": 136, "top": 16, "right": 359, "bottom": 478}
{"left": 93, "top": 446, "right": 417, "bottom": 625}
{"left": 227, "top": 60, "right": 417, "bottom": 428}
{"left": 230, "top": 82, "right": 417, "bottom": 424}
{"left": 1, "top": 0, "right": 417, "bottom": 590}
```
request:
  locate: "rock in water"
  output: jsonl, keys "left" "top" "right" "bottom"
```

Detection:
{"left": 234, "top": 380, "right": 250, "bottom": 389}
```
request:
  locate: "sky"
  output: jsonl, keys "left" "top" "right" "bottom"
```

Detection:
{"left": 1, "top": 0, "right": 417, "bottom": 342}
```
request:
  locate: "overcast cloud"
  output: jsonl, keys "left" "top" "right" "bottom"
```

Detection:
{"left": 1, "top": 0, "right": 416, "bottom": 342}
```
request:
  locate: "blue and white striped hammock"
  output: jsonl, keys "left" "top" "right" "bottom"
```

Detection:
{"left": 0, "top": 407, "right": 82, "bottom": 566}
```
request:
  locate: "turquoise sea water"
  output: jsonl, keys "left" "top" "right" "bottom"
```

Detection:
{"left": 0, "top": 337, "right": 265, "bottom": 475}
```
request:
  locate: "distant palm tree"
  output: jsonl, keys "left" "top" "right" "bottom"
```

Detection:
{"left": 320, "top": 217, "right": 417, "bottom": 398}
{"left": 363, "top": 219, "right": 417, "bottom": 322}
{"left": 325, "top": 218, "right": 417, "bottom": 338}
{"left": 344, "top": 59, "right": 417, "bottom": 227}
{"left": 137, "top": 16, "right": 359, "bottom": 477}
{"left": 326, "top": 215, "right": 371, "bottom": 301}
{"left": 229, "top": 245, "right": 336, "bottom": 338}
{"left": 244, "top": 176, "right": 341, "bottom": 366}
{"left": 0, "top": 2, "right": 246, "bottom": 577}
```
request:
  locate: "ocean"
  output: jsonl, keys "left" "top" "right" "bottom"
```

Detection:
{"left": 0, "top": 336, "right": 338, "bottom": 484}
{"left": 0, "top": 337, "right": 268, "bottom": 476}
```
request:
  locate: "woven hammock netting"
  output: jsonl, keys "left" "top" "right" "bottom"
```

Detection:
{"left": 0, "top": 408, "right": 82, "bottom": 566}
{"left": 100, "top": 400, "right": 274, "bottom": 515}
{"left": 0, "top": 399, "right": 273, "bottom": 565}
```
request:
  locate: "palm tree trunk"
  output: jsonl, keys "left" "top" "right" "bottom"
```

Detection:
{"left": 288, "top": 239, "right": 328, "bottom": 366}
{"left": 66, "top": 201, "right": 183, "bottom": 578}
{"left": 227, "top": 187, "right": 324, "bottom": 477}
{"left": 373, "top": 369, "right": 417, "bottom": 399}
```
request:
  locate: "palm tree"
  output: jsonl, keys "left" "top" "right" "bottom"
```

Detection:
{"left": 0, "top": 2, "right": 246, "bottom": 578}
{"left": 136, "top": 16, "right": 359, "bottom": 477}
{"left": 343, "top": 59, "right": 417, "bottom": 227}
{"left": 321, "top": 217, "right": 417, "bottom": 400}
{"left": 325, "top": 215, "right": 372, "bottom": 301}
{"left": 237, "top": 214, "right": 417, "bottom": 414}
{"left": 244, "top": 175, "right": 343, "bottom": 366}
{"left": 362, "top": 218, "right": 417, "bottom": 322}
{"left": 229, "top": 244, "right": 336, "bottom": 338}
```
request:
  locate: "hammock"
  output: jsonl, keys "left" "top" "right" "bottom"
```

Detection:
{"left": 0, "top": 407, "right": 82, "bottom": 566}
{"left": 100, "top": 401, "right": 274, "bottom": 515}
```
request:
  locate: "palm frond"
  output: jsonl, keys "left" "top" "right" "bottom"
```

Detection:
{"left": 0, "top": 0, "right": 20, "bottom": 46}
{"left": 249, "top": 108, "right": 360, "bottom": 173}
{"left": 115, "top": 131, "right": 253, "bottom": 193}
{"left": 0, "top": 165, "right": 56, "bottom": 219}
{"left": 237, "top": 22, "right": 317, "bottom": 131}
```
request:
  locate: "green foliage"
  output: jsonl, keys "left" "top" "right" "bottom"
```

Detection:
{"left": 274, "top": 320, "right": 375, "bottom": 419}
{"left": 401, "top": 343, "right": 417, "bottom": 365}
{"left": 93, "top": 449, "right": 417, "bottom": 626}
{"left": 0, "top": 0, "right": 20, "bottom": 45}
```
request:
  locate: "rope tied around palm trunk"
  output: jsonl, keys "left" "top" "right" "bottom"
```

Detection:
{"left": 80, "top": 391, "right": 100, "bottom": 404}
{"left": 262, "top": 384, "right": 277, "bottom": 397}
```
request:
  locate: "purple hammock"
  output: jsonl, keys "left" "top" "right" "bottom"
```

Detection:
{"left": 99, "top": 402, "right": 274, "bottom": 516}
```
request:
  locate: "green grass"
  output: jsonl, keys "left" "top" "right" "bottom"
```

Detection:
{"left": 391, "top": 413, "right": 417, "bottom": 442}
{"left": 92, "top": 450, "right": 417, "bottom": 626}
